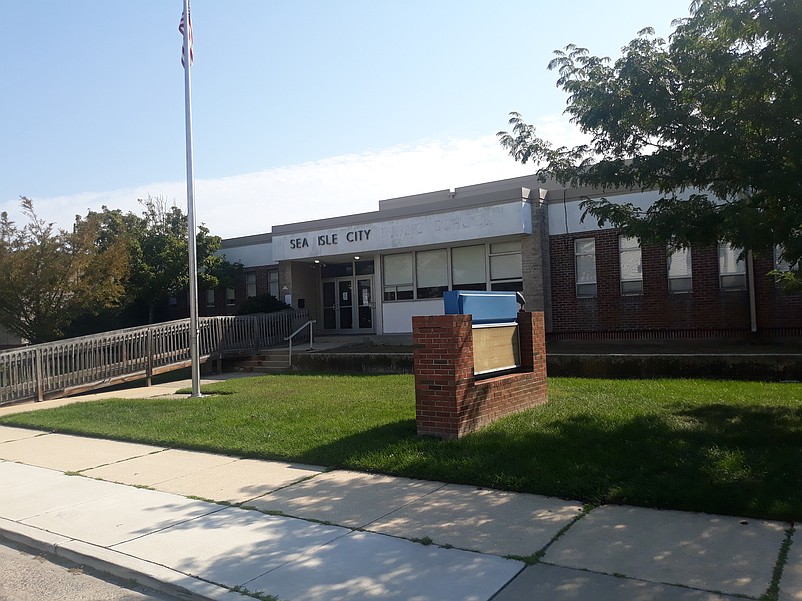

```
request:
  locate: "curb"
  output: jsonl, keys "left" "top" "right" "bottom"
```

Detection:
{"left": 0, "top": 518, "right": 246, "bottom": 601}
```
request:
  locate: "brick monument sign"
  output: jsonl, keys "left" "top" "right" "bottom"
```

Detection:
{"left": 412, "top": 310, "right": 548, "bottom": 439}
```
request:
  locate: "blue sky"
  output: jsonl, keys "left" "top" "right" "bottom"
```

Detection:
{"left": 1, "top": 1, "right": 692, "bottom": 238}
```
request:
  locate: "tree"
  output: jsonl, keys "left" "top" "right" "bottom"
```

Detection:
{"left": 0, "top": 198, "right": 129, "bottom": 343}
{"left": 498, "top": 0, "right": 802, "bottom": 284}
{"left": 127, "top": 196, "right": 242, "bottom": 323}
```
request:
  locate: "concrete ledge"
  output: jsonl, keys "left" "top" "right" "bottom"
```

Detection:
{"left": 293, "top": 352, "right": 414, "bottom": 373}
{"left": 282, "top": 351, "right": 802, "bottom": 381}
{"left": 547, "top": 353, "right": 802, "bottom": 381}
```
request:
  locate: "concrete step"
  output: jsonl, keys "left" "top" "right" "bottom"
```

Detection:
{"left": 237, "top": 349, "right": 292, "bottom": 372}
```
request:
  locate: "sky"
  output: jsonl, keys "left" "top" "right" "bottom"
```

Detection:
{"left": 1, "top": 1, "right": 693, "bottom": 239}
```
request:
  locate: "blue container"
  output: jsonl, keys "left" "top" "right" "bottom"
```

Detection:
{"left": 443, "top": 290, "right": 520, "bottom": 325}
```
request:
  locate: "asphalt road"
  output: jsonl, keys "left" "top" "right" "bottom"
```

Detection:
{"left": 0, "top": 541, "right": 177, "bottom": 601}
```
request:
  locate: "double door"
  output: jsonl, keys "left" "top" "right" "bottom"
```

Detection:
{"left": 322, "top": 277, "right": 374, "bottom": 333}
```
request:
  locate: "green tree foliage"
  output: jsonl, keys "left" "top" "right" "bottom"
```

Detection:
{"left": 126, "top": 196, "right": 242, "bottom": 323}
{"left": 0, "top": 198, "right": 130, "bottom": 343}
{"left": 498, "top": 0, "right": 801, "bottom": 284}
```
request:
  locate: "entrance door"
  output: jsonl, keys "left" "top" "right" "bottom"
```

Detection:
{"left": 357, "top": 277, "right": 374, "bottom": 330}
{"left": 320, "top": 276, "right": 374, "bottom": 333}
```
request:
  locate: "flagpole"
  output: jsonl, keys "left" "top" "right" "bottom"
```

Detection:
{"left": 181, "top": 0, "right": 201, "bottom": 398}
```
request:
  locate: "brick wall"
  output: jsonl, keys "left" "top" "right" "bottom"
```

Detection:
{"left": 412, "top": 312, "right": 548, "bottom": 439}
{"left": 199, "top": 266, "right": 279, "bottom": 317}
{"left": 549, "top": 230, "right": 802, "bottom": 338}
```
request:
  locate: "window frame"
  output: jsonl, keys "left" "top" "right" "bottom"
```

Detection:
{"left": 667, "top": 246, "right": 693, "bottom": 294}
{"left": 718, "top": 243, "right": 747, "bottom": 291}
{"left": 574, "top": 238, "right": 597, "bottom": 298}
{"left": 268, "top": 270, "right": 279, "bottom": 298}
{"left": 382, "top": 252, "right": 414, "bottom": 302}
{"left": 618, "top": 236, "right": 643, "bottom": 296}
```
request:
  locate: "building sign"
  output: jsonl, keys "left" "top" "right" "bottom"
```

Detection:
{"left": 273, "top": 202, "right": 532, "bottom": 260}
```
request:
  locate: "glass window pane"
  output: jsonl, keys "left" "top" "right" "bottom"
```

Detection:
{"left": 577, "top": 283, "right": 597, "bottom": 297}
{"left": 669, "top": 277, "right": 692, "bottom": 293}
{"left": 416, "top": 249, "right": 448, "bottom": 288}
{"left": 668, "top": 248, "right": 692, "bottom": 278}
{"left": 774, "top": 245, "right": 793, "bottom": 271}
{"left": 491, "top": 281, "right": 523, "bottom": 292}
{"left": 452, "top": 245, "right": 486, "bottom": 286}
{"left": 416, "top": 249, "right": 448, "bottom": 298}
{"left": 721, "top": 274, "right": 747, "bottom": 289}
{"left": 621, "top": 280, "right": 643, "bottom": 295}
{"left": 355, "top": 260, "right": 375, "bottom": 275}
{"left": 620, "top": 250, "right": 642, "bottom": 281}
{"left": 383, "top": 254, "right": 413, "bottom": 286}
{"left": 268, "top": 271, "right": 279, "bottom": 298}
{"left": 321, "top": 262, "right": 353, "bottom": 278}
{"left": 490, "top": 253, "right": 522, "bottom": 281}
{"left": 619, "top": 237, "right": 642, "bottom": 282}
{"left": 575, "top": 239, "right": 595, "bottom": 255}
{"left": 575, "top": 254, "right": 596, "bottom": 284}
{"left": 490, "top": 240, "right": 521, "bottom": 254}
{"left": 718, "top": 243, "right": 745, "bottom": 275}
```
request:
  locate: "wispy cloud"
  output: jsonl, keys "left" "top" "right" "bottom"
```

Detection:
{"left": 0, "top": 117, "right": 586, "bottom": 239}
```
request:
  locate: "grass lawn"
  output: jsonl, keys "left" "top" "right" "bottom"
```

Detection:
{"left": 2, "top": 374, "right": 801, "bottom": 521}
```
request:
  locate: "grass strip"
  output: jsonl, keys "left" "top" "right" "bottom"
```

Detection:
{"left": 2, "top": 374, "right": 801, "bottom": 521}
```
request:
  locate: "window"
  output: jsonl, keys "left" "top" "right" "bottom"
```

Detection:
{"left": 489, "top": 241, "right": 522, "bottom": 291}
{"left": 226, "top": 287, "right": 236, "bottom": 306}
{"left": 268, "top": 270, "right": 279, "bottom": 298}
{"left": 619, "top": 236, "right": 643, "bottom": 295}
{"left": 575, "top": 238, "right": 597, "bottom": 297}
{"left": 718, "top": 243, "right": 746, "bottom": 290}
{"left": 667, "top": 247, "right": 692, "bottom": 293}
{"left": 206, "top": 289, "right": 215, "bottom": 307}
{"left": 383, "top": 253, "right": 413, "bottom": 301}
{"left": 416, "top": 249, "right": 449, "bottom": 298}
{"left": 774, "top": 245, "right": 794, "bottom": 272}
{"left": 246, "top": 274, "right": 257, "bottom": 298}
{"left": 451, "top": 245, "right": 486, "bottom": 291}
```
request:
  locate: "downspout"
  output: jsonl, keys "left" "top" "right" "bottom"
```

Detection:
{"left": 747, "top": 250, "right": 757, "bottom": 333}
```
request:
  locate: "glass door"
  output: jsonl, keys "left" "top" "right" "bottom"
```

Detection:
{"left": 320, "top": 276, "right": 375, "bottom": 334}
{"left": 357, "top": 277, "right": 373, "bottom": 330}
{"left": 322, "top": 281, "right": 337, "bottom": 330}
{"left": 338, "top": 279, "right": 353, "bottom": 330}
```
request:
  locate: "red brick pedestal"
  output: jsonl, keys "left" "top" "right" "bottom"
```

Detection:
{"left": 412, "top": 311, "right": 548, "bottom": 439}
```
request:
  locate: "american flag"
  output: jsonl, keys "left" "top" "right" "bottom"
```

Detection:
{"left": 179, "top": 4, "right": 193, "bottom": 67}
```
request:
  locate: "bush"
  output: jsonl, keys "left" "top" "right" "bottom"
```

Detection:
{"left": 237, "top": 294, "right": 291, "bottom": 315}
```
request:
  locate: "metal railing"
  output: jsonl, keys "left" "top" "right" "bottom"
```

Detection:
{"left": 285, "top": 320, "right": 316, "bottom": 367}
{"left": 0, "top": 309, "right": 309, "bottom": 406}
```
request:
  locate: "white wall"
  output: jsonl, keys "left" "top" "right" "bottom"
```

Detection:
{"left": 382, "top": 299, "right": 443, "bottom": 334}
{"left": 219, "top": 242, "right": 273, "bottom": 268}
{"left": 547, "top": 190, "right": 664, "bottom": 235}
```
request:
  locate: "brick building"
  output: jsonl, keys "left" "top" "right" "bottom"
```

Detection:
{"left": 208, "top": 174, "right": 800, "bottom": 341}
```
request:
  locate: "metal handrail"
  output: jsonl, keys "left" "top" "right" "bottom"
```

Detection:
{"left": 284, "top": 320, "right": 316, "bottom": 367}
{"left": 0, "top": 309, "right": 310, "bottom": 405}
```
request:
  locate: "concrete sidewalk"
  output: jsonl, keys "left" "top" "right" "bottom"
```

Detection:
{"left": 0, "top": 379, "right": 800, "bottom": 600}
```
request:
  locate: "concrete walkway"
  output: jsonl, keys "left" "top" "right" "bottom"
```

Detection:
{"left": 0, "top": 378, "right": 800, "bottom": 601}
